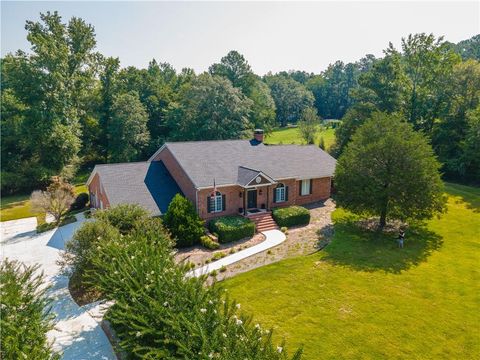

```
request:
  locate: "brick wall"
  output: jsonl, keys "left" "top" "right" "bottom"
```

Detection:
{"left": 295, "top": 177, "right": 332, "bottom": 205}
{"left": 197, "top": 185, "right": 244, "bottom": 221}
{"left": 267, "top": 178, "right": 297, "bottom": 208}
{"left": 152, "top": 146, "right": 197, "bottom": 204}
{"left": 88, "top": 173, "right": 110, "bottom": 209}
{"left": 196, "top": 177, "right": 331, "bottom": 221}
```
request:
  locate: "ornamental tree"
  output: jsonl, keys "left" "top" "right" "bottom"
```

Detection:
{"left": 334, "top": 112, "right": 446, "bottom": 229}
{"left": 30, "top": 176, "right": 75, "bottom": 224}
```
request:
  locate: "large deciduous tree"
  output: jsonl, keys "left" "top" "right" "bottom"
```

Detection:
{"left": 108, "top": 92, "right": 150, "bottom": 162}
{"left": 248, "top": 79, "right": 276, "bottom": 133}
{"left": 306, "top": 61, "right": 359, "bottom": 120}
{"left": 265, "top": 75, "right": 314, "bottom": 127}
{"left": 1, "top": 11, "right": 99, "bottom": 192}
{"left": 166, "top": 74, "right": 253, "bottom": 140}
{"left": 334, "top": 112, "right": 446, "bottom": 229}
{"left": 388, "top": 33, "right": 460, "bottom": 132}
{"left": 432, "top": 60, "right": 480, "bottom": 181}
{"left": 210, "top": 51, "right": 276, "bottom": 133}
{"left": 298, "top": 107, "right": 320, "bottom": 144}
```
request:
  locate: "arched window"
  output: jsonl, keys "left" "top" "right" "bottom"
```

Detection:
{"left": 275, "top": 183, "right": 286, "bottom": 203}
{"left": 209, "top": 191, "right": 224, "bottom": 213}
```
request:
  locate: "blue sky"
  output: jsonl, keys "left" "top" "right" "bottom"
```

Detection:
{"left": 2, "top": 1, "right": 479, "bottom": 74}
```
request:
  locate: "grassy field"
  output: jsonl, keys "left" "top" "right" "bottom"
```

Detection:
{"left": 265, "top": 127, "right": 336, "bottom": 150}
{"left": 224, "top": 183, "right": 480, "bottom": 359}
{"left": 0, "top": 183, "right": 88, "bottom": 222}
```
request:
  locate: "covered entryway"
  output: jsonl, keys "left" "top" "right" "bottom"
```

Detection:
{"left": 247, "top": 189, "right": 257, "bottom": 209}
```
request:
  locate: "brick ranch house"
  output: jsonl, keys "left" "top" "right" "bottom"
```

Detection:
{"left": 87, "top": 130, "right": 336, "bottom": 231}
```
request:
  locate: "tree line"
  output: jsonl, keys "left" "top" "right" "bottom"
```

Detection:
{"left": 2, "top": 11, "right": 479, "bottom": 194}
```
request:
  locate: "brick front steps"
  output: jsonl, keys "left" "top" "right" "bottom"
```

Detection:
{"left": 247, "top": 211, "right": 279, "bottom": 232}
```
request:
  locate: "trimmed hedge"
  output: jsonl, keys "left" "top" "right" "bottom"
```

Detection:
{"left": 208, "top": 216, "right": 255, "bottom": 243}
{"left": 200, "top": 235, "right": 220, "bottom": 250}
{"left": 272, "top": 206, "right": 310, "bottom": 227}
{"left": 37, "top": 214, "right": 77, "bottom": 233}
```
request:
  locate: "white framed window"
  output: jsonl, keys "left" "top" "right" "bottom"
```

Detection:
{"left": 210, "top": 191, "right": 223, "bottom": 213}
{"left": 275, "top": 184, "right": 286, "bottom": 203}
{"left": 301, "top": 179, "right": 311, "bottom": 196}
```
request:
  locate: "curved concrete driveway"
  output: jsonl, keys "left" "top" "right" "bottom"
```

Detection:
{"left": 1, "top": 215, "right": 116, "bottom": 360}
{"left": 187, "top": 229, "right": 286, "bottom": 278}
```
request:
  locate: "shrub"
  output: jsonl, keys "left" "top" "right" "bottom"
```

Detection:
{"left": 208, "top": 216, "right": 255, "bottom": 243}
{"left": 36, "top": 214, "right": 77, "bottom": 233}
{"left": 59, "top": 220, "right": 120, "bottom": 282}
{"left": 212, "top": 251, "right": 227, "bottom": 261}
{"left": 281, "top": 226, "right": 288, "bottom": 234}
{"left": 85, "top": 219, "right": 302, "bottom": 359}
{"left": 70, "top": 192, "right": 89, "bottom": 211}
{"left": 209, "top": 269, "right": 218, "bottom": 277}
{"left": 219, "top": 265, "right": 227, "bottom": 273}
{"left": 200, "top": 235, "right": 220, "bottom": 250}
{"left": 37, "top": 222, "right": 56, "bottom": 233}
{"left": 0, "top": 260, "right": 58, "bottom": 359}
{"left": 94, "top": 203, "right": 149, "bottom": 234}
{"left": 273, "top": 206, "right": 310, "bottom": 227}
{"left": 163, "top": 194, "right": 205, "bottom": 247}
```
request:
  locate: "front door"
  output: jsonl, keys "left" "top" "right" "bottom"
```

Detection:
{"left": 247, "top": 190, "right": 257, "bottom": 209}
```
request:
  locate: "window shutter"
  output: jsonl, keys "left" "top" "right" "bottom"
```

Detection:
{"left": 299, "top": 181, "right": 302, "bottom": 196}
{"left": 273, "top": 188, "right": 277, "bottom": 203}
{"left": 207, "top": 196, "right": 211, "bottom": 213}
{"left": 285, "top": 186, "right": 289, "bottom": 201}
{"left": 310, "top": 179, "right": 313, "bottom": 195}
{"left": 222, "top": 194, "right": 226, "bottom": 211}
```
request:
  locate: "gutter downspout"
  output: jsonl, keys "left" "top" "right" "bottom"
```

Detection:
{"left": 195, "top": 188, "right": 199, "bottom": 213}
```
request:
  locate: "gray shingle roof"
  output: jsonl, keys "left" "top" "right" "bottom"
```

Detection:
{"left": 163, "top": 140, "right": 336, "bottom": 188}
{"left": 237, "top": 166, "right": 262, "bottom": 186}
{"left": 91, "top": 161, "right": 181, "bottom": 216}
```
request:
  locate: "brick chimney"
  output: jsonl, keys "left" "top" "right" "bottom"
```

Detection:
{"left": 254, "top": 129, "right": 264, "bottom": 143}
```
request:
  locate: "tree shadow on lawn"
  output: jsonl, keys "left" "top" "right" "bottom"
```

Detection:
{"left": 444, "top": 183, "right": 480, "bottom": 214}
{"left": 322, "top": 216, "right": 443, "bottom": 274}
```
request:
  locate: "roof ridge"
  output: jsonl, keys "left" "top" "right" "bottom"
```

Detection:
{"left": 166, "top": 139, "right": 251, "bottom": 145}
{"left": 95, "top": 161, "right": 150, "bottom": 167}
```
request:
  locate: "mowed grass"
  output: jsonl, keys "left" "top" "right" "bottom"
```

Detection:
{"left": 265, "top": 127, "right": 335, "bottom": 150}
{"left": 224, "top": 183, "right": 480, "bottom": 359}
{"left": 0, "top": 184, "right": 88, "bottom": 222}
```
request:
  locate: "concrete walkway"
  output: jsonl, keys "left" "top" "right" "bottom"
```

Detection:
{"left": 1, "top": 215, "right": 116, "bottom": 360}
{"left": 187, "top": 229, "right": 286, "bottom": 277}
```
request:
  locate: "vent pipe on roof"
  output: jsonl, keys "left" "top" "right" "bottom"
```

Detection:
{"left": 254, "top": 129, "right": 264, "bottom": 143}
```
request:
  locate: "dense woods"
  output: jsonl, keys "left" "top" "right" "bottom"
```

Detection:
{"left": 2, "top": 11, "right": 479, "bottom": 194}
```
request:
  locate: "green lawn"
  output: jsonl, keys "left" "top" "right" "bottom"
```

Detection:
{"left": 224, "top": 183, "right": 480, "bottom": 359}
{"left": 265, "top": 127, "right": 335, "bottom": 150}
{"left": 0, "top": 183, "right": 88, "bottom": 222}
